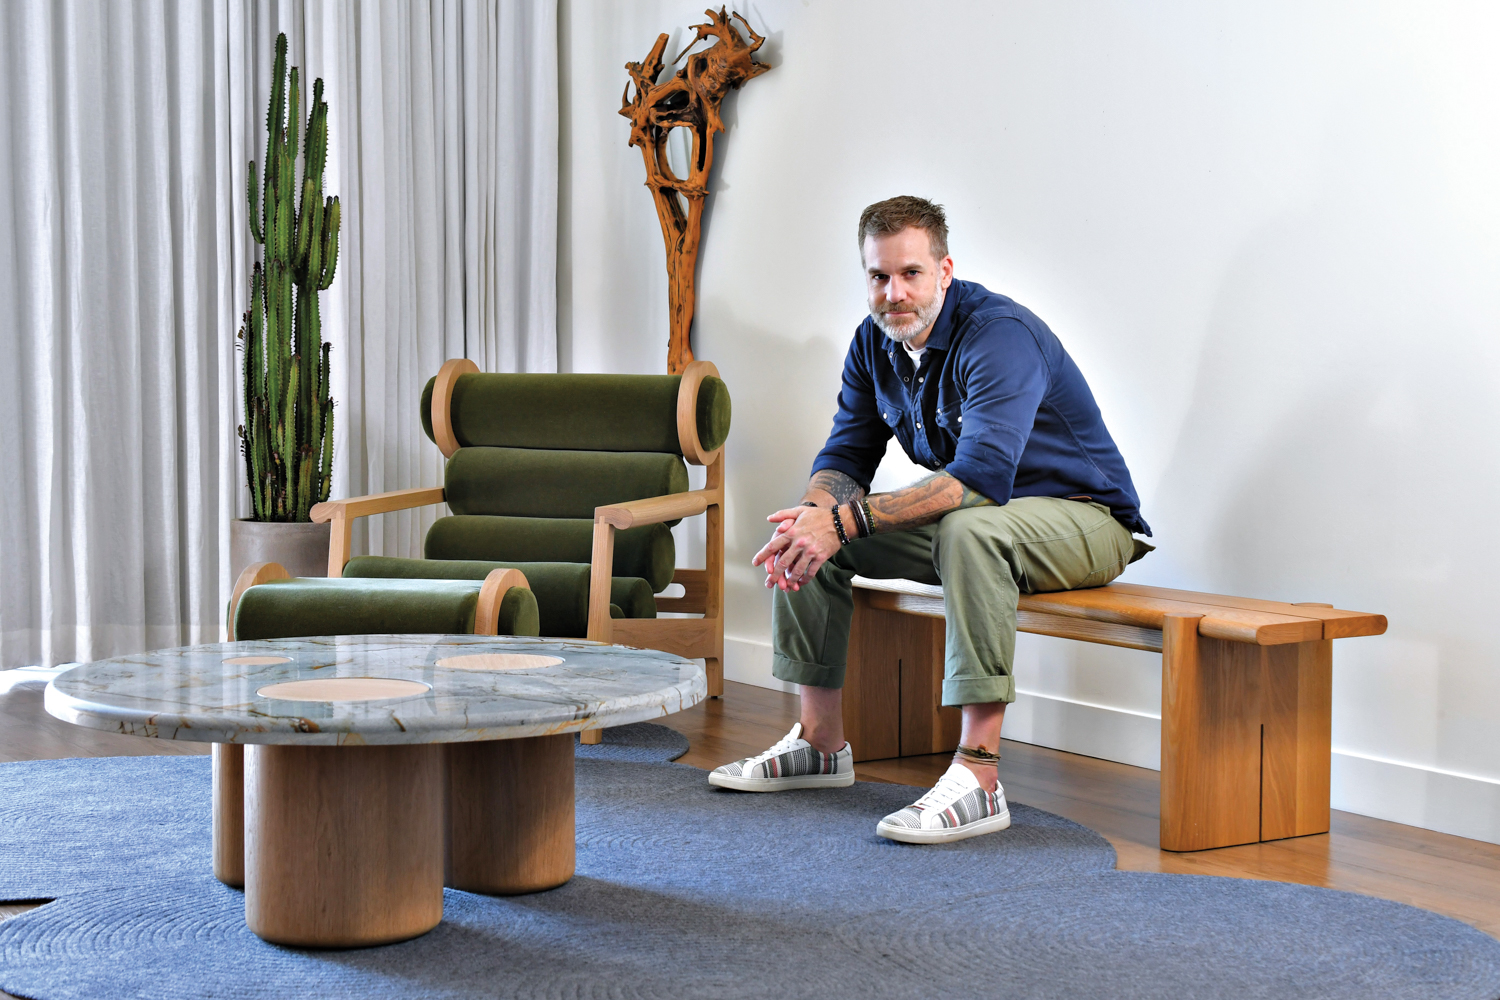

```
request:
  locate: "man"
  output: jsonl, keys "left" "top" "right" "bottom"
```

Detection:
{"left": 709, "top": 196, "right": 1153, "bottom": 844}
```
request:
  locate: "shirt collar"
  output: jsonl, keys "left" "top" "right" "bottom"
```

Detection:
{"left": 922, "top": 280, "right": 960, "bottom": 352}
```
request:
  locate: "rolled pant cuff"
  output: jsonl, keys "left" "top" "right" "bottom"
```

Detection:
{"left": 771, "top": 653, "right": 846, "bottom": 690}
{"left": 942, "top": 675, "right": 1015, "bottom": 707}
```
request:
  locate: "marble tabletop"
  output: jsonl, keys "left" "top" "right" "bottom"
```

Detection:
{"left": 44, "top": 634, "right": 706, "bottom": 746}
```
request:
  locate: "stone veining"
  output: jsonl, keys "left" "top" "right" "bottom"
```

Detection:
{"left": 46, "top": 634, "right": 707, "bottom": 746}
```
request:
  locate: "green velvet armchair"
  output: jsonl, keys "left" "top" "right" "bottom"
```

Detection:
{"left": 308, "top": 359, "right": 731, "bottom": 706}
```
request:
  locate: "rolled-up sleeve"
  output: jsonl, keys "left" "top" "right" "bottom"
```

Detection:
{"left": 944, "top": 318, "right": 1050, "bottom": 505}
{"left": 811, "top": 334, "right": 891, "bottom": 491}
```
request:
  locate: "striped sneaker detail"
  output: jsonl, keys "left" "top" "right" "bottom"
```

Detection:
{"left": 707, "top": 723, "right": 855, "bottom": 792}
{"left": 747, "top": 744, "right": 842, "bottom": 780}
{"left": 876, "top": 762, "right": 1011, "bottom": 844}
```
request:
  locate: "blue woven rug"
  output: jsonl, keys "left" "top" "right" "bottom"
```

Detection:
{"left": 2, "top": 727, "right": 1498, "bottom": 1000}
{"left": 0, "top": 722, "right": 688, "bottom": 900}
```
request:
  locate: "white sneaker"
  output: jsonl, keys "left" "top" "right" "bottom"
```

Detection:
{"left": 708, "top": 723, "right": 855, "bottom": 791}
{"left": 875, "top": 761, "right": 1011, "bottom": 844}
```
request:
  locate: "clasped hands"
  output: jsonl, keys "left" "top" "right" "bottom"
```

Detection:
{"left": 752, "top": 504, "right": 844, "bottom": 592}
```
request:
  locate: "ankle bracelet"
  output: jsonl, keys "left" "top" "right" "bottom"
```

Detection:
{"left": 956, "top": 743, "right": 1001, "bottom": 765}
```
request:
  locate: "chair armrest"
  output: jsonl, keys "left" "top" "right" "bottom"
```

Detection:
{"left": 310, "top": 486, "right": 446, "bottom": 523}
{"left": 311, "top": 487, "right": 446, "bottom": 578}
{"left": 227, "top": 562, "right": 291, "bottom": 641}
{"left": 586, "top": 488, "right": 722, "bottom": 642}
{"left": 476, "top": 568, "right": 530, "bottom": 636}
{"left": 594, "top": 488, "right": 721, "bottom": 530}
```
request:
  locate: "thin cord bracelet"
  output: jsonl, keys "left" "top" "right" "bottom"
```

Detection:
{"left": 852, "top": 500, "right": 876, "bottom": 539}
{"left": 956, "top": 743, "right": 1002, "bottom": 764}
{"left": 848, "top": 497, "right": 870, "bottom": 538}
{"left": 860, "top": 498, "right": 875, "bottom": 537}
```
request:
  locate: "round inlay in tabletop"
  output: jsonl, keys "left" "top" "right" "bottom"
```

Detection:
{"left": 45, "top": 633, "right": 706, "bottom": 746}
{"left": 44, "top": 634, "right": 707, "bottom": 948}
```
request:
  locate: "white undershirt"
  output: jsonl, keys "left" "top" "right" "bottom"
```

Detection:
{"left": 901, "top": 342, "right": 926, "bottom": 371}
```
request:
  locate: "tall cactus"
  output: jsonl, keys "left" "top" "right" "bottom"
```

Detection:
{"left": 237, "top": 33, "right": 340, "bottom": 522}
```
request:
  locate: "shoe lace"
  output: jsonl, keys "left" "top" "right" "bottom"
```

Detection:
{"left": 910, "top": 770, "right": 969, "bottom": 812}
{"left": 745, "top": 729, "right": 805, "bottom": 768}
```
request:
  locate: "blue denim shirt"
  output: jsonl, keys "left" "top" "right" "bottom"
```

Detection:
{"left": 812, "top": 279, "right": 1150, "bottom": 535}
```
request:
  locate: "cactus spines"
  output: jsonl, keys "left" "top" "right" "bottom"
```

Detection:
{"left": 237, "top": 33, "right": 339, "bottom": 522}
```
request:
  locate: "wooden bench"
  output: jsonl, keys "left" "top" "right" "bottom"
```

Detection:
{"left": 844, "top": 577, "right": 1387, "bottom": 852}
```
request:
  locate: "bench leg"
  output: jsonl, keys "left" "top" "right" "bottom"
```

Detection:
{"left": 1260, "top": 638, "right": 1333, "bottom": 841}
{"left": 1161, "top": 613, "right": 1332, "bottom": 851}
{"left": 846, "top": 590, "right": 959, "bottom": 761}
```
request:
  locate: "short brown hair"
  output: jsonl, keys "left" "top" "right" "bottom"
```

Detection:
{"left": 858, "top": 195, "right": 949, "bottom": 262}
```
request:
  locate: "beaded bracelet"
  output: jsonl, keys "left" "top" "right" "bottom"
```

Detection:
{"left": 830, "top": 504, "right": 851, "bottom": 545}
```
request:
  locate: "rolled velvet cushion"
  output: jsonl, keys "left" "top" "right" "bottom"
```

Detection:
{"left": 342, "top": 557, "right": 656, "bottom": 639}
{"left": 234, "top": 577, "right": 540, "bottom": 642}
{"left": 420, "top": 373, "right": 731, "bottom": 456}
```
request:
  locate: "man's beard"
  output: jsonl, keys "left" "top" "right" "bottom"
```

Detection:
{"left": 871, "top": 283, "right": 946, "bottom": 343}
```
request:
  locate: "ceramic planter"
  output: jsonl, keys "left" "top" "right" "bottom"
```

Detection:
{"left": 229, "top": 519, "right": 333, "bottom": 584}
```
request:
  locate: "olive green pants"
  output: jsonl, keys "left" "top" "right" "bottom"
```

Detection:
{"left": 770, "top": 497, "right": 1148, "bottom": 706}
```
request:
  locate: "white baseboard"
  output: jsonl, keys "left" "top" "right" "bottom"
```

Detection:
{"left": 723, "top": 634, "right": 795, "bottom": 693}
{"left": 721, "top": 635, "right": 1500, "bottom": 845}
{"left": 1002, "top": 690, "right": 1163, "bottom": 770}
{"left": 1331, "top": 750, "right": 1500, "bottom": 846}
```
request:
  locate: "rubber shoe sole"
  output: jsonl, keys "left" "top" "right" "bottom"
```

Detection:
{"left": 708, "top": 770, "right": 856, "bottom": 792}
{"left": 875, "top": 807, "right": 1012, "bottom": 844}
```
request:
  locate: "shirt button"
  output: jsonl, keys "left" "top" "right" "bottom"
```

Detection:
{"left": 958, "top": 415, "right": 963, "bottom": 422}
{"left": 882, "top": 412, "right": 888, "bottom": 419}
{"left": 916, "top": 422, "right": 923, "bottom": 429}
{"left": 902, "top": 377, "right": 908, "bottom": 382}
{"left": 918, "top": 377, "right": 924, "bottom": 383}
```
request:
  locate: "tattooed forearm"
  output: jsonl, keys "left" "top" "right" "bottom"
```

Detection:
{"left": 956, "top": 480, "right": 999, "bottom": 510}
{"left": 804, "top": 469, "right": 866, "bottom": 507}
{"left": 865, "top": 472, "right": 995, "bottom": 533}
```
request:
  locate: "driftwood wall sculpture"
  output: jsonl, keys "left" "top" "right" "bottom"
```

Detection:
{"left": 621, "top": 8, "right": 769, "bottom": 374}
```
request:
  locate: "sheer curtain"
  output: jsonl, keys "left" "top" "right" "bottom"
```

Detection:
{"left": 0, "top": 0, "right": 558, "bottom": 669}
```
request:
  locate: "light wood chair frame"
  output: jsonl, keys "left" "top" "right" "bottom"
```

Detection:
{"left": 306, "top": 359, "right": 727, "bottom": 717}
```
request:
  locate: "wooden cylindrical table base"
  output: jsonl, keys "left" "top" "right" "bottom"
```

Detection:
{"left": 445, "top": 734, "right": 575, "bottom": 894}
{"left": 211, "top": 743, "right": 244, "bottom": 888}
{"left": 245, "top": 743, "right": 445, "bottom": 947}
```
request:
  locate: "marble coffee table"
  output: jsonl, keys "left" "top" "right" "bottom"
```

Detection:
{"left": 45, "top": 633, "right": 705, "bottom": 948}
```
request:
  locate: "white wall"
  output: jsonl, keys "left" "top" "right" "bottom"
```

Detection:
{"left": 559, "top": 1, "right": 1500, "bottom": 844}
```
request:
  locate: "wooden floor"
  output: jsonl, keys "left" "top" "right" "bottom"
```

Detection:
{"left": 3, "top": 677, "right": 1499, "bottom": 959}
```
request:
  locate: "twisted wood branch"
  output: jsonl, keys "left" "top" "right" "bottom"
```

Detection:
{"left": 621, "top": 8, "right": 769, "bottom": 373}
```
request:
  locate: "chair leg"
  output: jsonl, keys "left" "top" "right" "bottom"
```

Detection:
{"left": 706, "top": 654, "right": 723, "bottom": 698}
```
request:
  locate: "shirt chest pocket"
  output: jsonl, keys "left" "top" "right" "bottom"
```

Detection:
{"left": 935, "top": 401, "right": 964, "bottom": 433}
{"left": 876, "top": 400, "right": 904, "bottom": 430}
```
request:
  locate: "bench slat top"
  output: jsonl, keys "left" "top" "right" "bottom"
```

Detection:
{"left": 1104, "top": 583, "right": 1386, "bottom": 639}
{"left": 852, "top": 577, "right": 1386, "bottom": 644}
